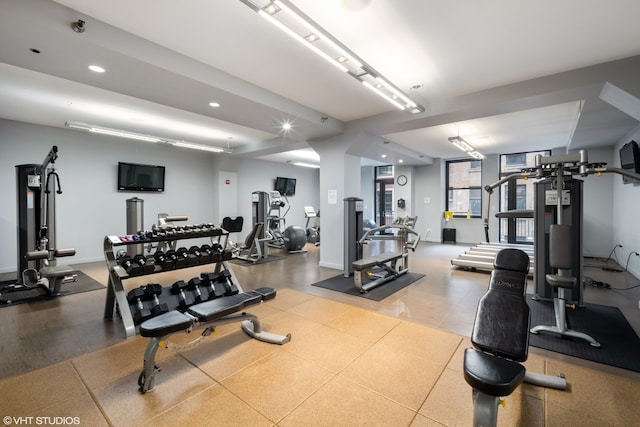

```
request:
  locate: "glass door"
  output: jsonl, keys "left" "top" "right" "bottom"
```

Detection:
{"left": 375, "top": 180, "right": 395, "bottom": 225}
{"left": 374, "top": 165, "right": 394, "bottom": 226}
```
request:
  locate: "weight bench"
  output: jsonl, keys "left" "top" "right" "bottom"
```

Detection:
{"left": 463, "top": 248, "right": 567, "bottom": 427}
{"left": 352, "top": 251, "right": 407, "bottom": 292}
{"left": 137, "top": 286, "right": 291, "bottom": 393}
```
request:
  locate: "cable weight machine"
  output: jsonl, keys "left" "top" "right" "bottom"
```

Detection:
{"left": 9, "top": 146, "right": 76, "bottom": 298}
{"left": 480, "top": 149, "right": 640, "bottom": 304}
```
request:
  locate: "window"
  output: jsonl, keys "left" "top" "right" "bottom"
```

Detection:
{"left": 376, "top": 165, "right": 393, "bottom": 179}
{"left": 498, "top": 150, "right": 550, "bottom": 243}
{"left": 446, "top": 159, "right": 482, "bottom": 218}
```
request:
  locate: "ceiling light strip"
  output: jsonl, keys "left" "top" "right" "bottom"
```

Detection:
{"left": 362, "top": 81, "right": 405, "bottom": 110}
{"left": 172, "top": 141, "right": 225, "bottom": 153}
{"left": 375, "top": 77, "right": 417, "bottom": 108}
{"left": 272, "top": 0, "right": 363, "bottom": 68}
{"left": 257, "top": 9, "right": 349, "bottom": 73}
{"left": 448, "top": 135, "right": 484, "bottom": 158}
{"left": 291, "top": 161, "right": 320, "bottom": 168}
{"left": 240, "top": 0, "right": 422, "bottom": 113}
{"left": 65, "top": 121, "right": 229, "bottom": 153}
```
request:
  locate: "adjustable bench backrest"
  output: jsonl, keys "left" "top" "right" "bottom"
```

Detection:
{"left": 471, "top": 248, "right": 530, "bottom": 362}
{"left": 222, "top": 216, "right": 244, "bottom": 233}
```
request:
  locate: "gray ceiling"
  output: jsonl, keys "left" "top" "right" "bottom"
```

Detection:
{"left": 1, "top": 0, "right": 640, "bottom": 166}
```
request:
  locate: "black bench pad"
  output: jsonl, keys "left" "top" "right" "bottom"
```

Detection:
{"left": 139, "top": 287, "right": 277, "bottom": 337}
{"left": 140, "top": 311, "right": 193, "bottom": 337}
{"left": 188, "top": 292, "right": 260, "bottom": 322}
{"left": 463, "top": 348, "right": 526, "bottom": 397}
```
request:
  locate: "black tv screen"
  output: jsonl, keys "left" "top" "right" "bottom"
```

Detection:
{"left": 274, "top": 176, "right": 296, "bottom": 196}
{"left": 619, "top": 140, "right": 640, "bottom": 184}
{"left": 118, "top": 162, "right": 165, "bottom": 192}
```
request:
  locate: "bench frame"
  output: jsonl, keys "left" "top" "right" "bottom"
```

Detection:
{"left": 353, "top": 252, "right": 408, "bottom": 292}
{"left": 353, "top": 221, "right": 420, "bottom": 293}
{"left": 138, "top": 288, "right": 291, "bottom": 393}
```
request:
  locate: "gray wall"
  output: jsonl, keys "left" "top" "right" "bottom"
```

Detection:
{"left": 0, "top": 119, "right": 319, "bottom": 273}
{"left": 2, "top": 118, "right": 638, "bottom": 278}
{"left": 613, "top": 124, "right": 640, "bottom": 278}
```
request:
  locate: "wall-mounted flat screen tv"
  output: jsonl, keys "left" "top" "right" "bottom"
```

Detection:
{"left": 274, "top": 176, "right": 296, "bottom": 196}
{"left": 619, "top": 140, "right": 640, "bottom": 184}
{"left": 118, "top": 162, "right": 166, "bottom": 192}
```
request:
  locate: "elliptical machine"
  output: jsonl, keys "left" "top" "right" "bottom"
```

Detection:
{"left": 266, "top": 191, "right": 307, "bottom": 253}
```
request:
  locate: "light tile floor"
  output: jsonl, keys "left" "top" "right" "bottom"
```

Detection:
{"left": 1, "top": 242, "right": 640, "bottom": 426}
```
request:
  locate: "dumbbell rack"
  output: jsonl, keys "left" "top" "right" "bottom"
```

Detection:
{"left": 103, "top": 225, "right": 235, "bottom": 338}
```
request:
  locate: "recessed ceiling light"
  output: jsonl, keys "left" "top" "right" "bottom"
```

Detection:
{"left": 88, "top": 65, "right": 105, "bottom": 73}
{"left": 209, "top": 102, "right": 220, "bottom": 108}
{"left": 282, "top": 123, "right": 292, "bottom": 130}
{"left": 381, "top": 154, "right": 387, "bottom": 158}
{"left": 398, "top": 159, "right": 404, "bottom": 163}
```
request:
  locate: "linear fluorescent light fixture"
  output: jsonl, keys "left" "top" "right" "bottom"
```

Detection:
{"left": 448, "top": 136, "right": 473, "bottom": 152}
{"left": 448, "top": 136, "right": 483, "bottom": 159}
{"left": 65, "top": 121, "right": 230, "bottom": 153}
{"left": 172, "top": 141, "right": 225, "bottom": 153}
{"left": 239, "top": 0, "right": 424, "bottom": 114}
{"left": 65, "top": 121, "right": 161, "bottom": 143}
{"left": 289, "top": 161, "right": 320, "bottom": 168}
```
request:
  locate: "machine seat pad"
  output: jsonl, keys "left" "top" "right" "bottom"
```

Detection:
{"left": 546, "top": 273, "right": 577, "bottom": 289}
{"left": 463, "top": 348, "right": 526, "bottom": 397}
{"left": 40, "top": 265, "right": 74, "bottom": 278}
{"left": 352, "top": 252, "right": 402, "bottom": 270}
{"left": 140, "top": 311, "right": 193, "bottom": 337}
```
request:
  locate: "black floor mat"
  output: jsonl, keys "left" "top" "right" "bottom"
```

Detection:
{"left": 311, "top": 272, "right": 425, "bottom": 301}
{"left": 527, "top": 295, "right": 640, "bottom": 372}
{"left": 0, "top": 271, "right": 105, "bottom": 306}
{"left": 228, "top": 255, "right": 287, "bottom": 266}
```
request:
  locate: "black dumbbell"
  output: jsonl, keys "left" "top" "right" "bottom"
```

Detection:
{"left": 144, "top": 283, "right": 168, "bottom": 316}
{"left": 153, "top": 251, "right": 174, "bottom": 270}
{"left": 187, "top": 277, "right": 207, "bottom": 303}
{"left": 171, "top": 280, "right": 193, "bottom": 309}
{"left": 127, "top": 287, "right": 152, "bottom": 323}
{"left": 199, "top": 244, "right": 213, "bottom": 262}
{"left": 214, "top": 270, "right": 238, "bottom": 295}
{"left": 200, "top": 272, "right": 225, "bottom": 299}
{"left": 187, "top": 246, "right": 205, "bottom": 264}
{"left": 167, "top": 249, "right": 187, "bottom": 269}
{"left": 133, "top": 254, "right": 155, "bottom": 274}
{"left": 221, "top": 248, "right": 234, "bottom": 260}
{"left": 210, "top": 243, "right": 224, "bottom": 262}
{"left": 119, "top": 255, "right": 143, "bottom": 276}
{"left": 177, "top": 246, "right": 198, "bottom": 266}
